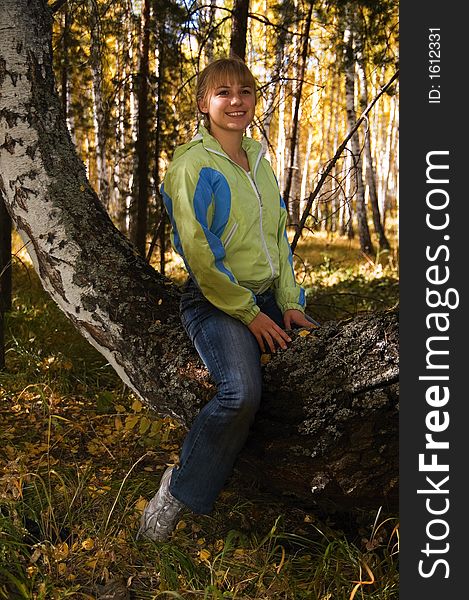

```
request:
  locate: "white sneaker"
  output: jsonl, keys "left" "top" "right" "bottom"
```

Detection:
{"left": 137, "top": 466, "right": 184, "bottom": 542}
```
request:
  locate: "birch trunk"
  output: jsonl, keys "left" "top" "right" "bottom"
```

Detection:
{"left": 343, "top": 19, "right": 374, "bottom": 256}
{"left": 358, "top": 61, "right": 390, "bottom": 252}
{"left": 0, "top": 0, "right": 398, "bottom": 510}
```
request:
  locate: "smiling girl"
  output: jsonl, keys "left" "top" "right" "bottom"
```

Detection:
{"left": 138, "top": 57, "right": 317, "bottom": 542}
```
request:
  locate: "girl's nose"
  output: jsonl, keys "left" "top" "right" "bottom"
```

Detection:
{"left": 231, "top": 95, "right": 242, "bottom": 105}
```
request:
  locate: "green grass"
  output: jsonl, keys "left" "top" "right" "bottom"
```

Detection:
{"left": 0, "top": 233, "right": 399, "bottom": 599}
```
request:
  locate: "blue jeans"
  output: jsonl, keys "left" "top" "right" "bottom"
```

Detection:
{"left": 169, "top": 278, "right": 285, "bottom": 514}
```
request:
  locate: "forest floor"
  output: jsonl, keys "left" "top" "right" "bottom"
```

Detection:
{"left": 0, "top": 228, "right": 399, "bottom": 599}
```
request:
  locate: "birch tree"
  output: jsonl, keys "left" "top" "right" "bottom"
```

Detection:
{"left": 342, "top": 6, "right": 374, "bottom": 256}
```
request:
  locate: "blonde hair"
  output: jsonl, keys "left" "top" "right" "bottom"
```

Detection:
{"left": 196, "top": 57, "right": 257, "bottom": 128}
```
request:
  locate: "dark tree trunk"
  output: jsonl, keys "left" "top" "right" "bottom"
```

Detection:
{"left": 242, "top": 308, "right": 398, "bottom": 510}
{"left": 60, "top": 6, "right": 70, "bottom": 117}
{"left": 0, "top": 0, "right": 398, "bottom": 511}
{"left": 0, "top": 194, "right": 12, "bottom": 370}
{"left": 0, "top": 195, "right": 12, "bottom": 314}
{"left": 230, "top": 0, "right": 249, "bottom": 61}
{"left": 152, "top": 15, "right": 167, "bottom": 275}
{"left": 132, "top": 0, "right": 151, "bottom": 257}
{"left": 88, "top": 0, "right": 110, "bottom": 209}
{"left": 282, "top": 2, "right": 313, "bottom": 223}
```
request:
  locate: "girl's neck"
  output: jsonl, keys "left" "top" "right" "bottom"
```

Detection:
{"left": 209, "top": 126, "right": 248, "bottom": 170}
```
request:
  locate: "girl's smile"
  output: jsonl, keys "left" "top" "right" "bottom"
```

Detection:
{"left": 199, "top": 83, "right": 256, "bottom": 133}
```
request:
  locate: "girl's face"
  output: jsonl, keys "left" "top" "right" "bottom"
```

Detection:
{"left": 198, "top": 82, "right": 255, "bottom": 134}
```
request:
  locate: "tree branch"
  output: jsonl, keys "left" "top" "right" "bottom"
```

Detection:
{"left": 290, "top": 70, "right": 399, "bottom": 254}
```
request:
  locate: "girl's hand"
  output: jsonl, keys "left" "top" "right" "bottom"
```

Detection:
{"left": 283, "top": 309, "right": 317, "bottom": 330}
{"left": 248, "top": 312, "right": 292, "bottom": 353}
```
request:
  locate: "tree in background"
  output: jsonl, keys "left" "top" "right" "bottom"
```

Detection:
{"left": 0, "top": 195, "right": 12, "bottom": 370}
{"left": 230, "top": 0, "right": 250, "bottom": 60}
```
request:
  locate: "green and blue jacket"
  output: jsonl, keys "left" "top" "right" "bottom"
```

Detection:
{"left": 161, "top": 125, "right": 306, "bottom": 325}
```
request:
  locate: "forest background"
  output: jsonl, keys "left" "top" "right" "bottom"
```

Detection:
{"left": 0, "top": 0, "right": 399, "bottom": 598}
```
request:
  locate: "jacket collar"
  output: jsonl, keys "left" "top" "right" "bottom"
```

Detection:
{"left": 195, "top": 124, "right": 265, "bottom": 173}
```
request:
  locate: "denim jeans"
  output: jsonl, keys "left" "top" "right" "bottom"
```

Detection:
{"left": 169, "top": 278, "right": 285, "bottom": 514}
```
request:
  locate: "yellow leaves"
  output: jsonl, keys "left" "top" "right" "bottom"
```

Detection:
{"left": 149, "top": 420, "right": 163, "bottom": 437}
{"left": 298, "top": 329, "right": 312, "bottom": 337}
{"left": 138, "top": 416, "right": 151, "bottom": 435}
{"left": 38, "top": 354, "right": 73, "bottom": 372}
{"left": 124, "top": 415, "right": 140, "bottom": 430}
{"left": 131, "top": 398, "right": 143, "bottom": 412}
{"left": 57, "top": 562, "right": 67, "bottom": 575}
{"left": 260, "top": 353, "right": 271, "bottom": 364}
{"left": 53, "top": 542, "right": 69, "bottom": 561}
{"left": 88, "top": 483, "right": 111, "bottom": 497}
{"left": 198, "top": 549, "right": 211, "bottom": 562}
{"left": 26, "top": 565, "right": 38, "bottom": 578}
{"left": 86, "top": 558, "right": 98, "bottom": 570}
{"left": 81, "top": 538, "right": 95, "bottom": 551}
{"left": 135, "top": 496, "right": 148, "bottom": 514}
{"left": 122, "top": 409, "right": 166, "bottom": 439}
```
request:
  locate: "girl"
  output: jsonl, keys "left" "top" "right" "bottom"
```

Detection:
{"left": 138, "top": 57, "right": 316, "bottom": 542}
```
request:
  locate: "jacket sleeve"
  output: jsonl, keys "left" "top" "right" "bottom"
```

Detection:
{"left": 273, "top": 195, "right": 306, "bottom": 314}
{"left": 162, "top": 161, "right": 260, "bottom": 325}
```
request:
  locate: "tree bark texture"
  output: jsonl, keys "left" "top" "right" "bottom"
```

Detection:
{"left": 0, "top": 194, "right": 12, "bottom": 313}
{"left": 282, "top": 1, "right": 312, "bottom": 224}
{"left": 0, "top": 193, "right": 12, "bottom": 370}
{"left": 343, "top": 18, "right": 374, "bottom": 257}
{"left": 0, "top": 0, "right": 398, "bottom": 511}
{"left": 88, "top": 0, "right": 110, "bottom": 210}
{"left": 132, "top": 0, "right": 151, "bottom": 257}
{"left": 230, "top": 0, "right": 249, "bottom": 61}
{"left": 358, "top": 60, "right": 390, "bottom": 252}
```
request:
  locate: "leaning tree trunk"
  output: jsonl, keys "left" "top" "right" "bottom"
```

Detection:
{"left": 0, "top": 0, "right": 398, "bottom": 511}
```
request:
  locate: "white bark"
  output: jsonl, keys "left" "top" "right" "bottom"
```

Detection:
{"left": 0, "top": 0, "right": 181, "bottom": 417}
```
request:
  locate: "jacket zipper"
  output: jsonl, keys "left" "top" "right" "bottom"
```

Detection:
{"left": 245, "top": 172, "right": 276, "bottom": 282}
{"left": 205, "top": 147, "right": 276, "bottom": 282}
